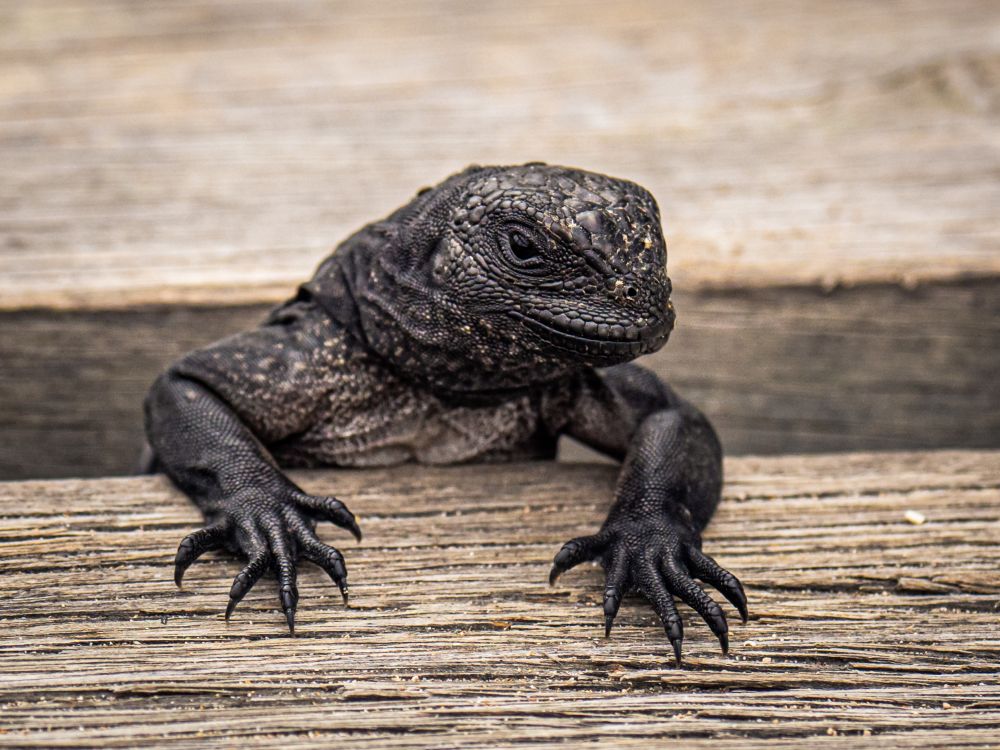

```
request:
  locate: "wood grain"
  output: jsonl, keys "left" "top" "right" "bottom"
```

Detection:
{"left": 0, "top": 451, "right": 997, "bottom": 747}
{"left": 0, "top": 0, "right": 999, "bottom": 309}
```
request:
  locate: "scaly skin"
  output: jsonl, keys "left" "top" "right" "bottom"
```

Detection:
{"left": 145, "top": 163, "right": 747, "bottom": 662}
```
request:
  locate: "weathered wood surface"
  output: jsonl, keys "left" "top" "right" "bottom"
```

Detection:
{"left": 3, "top": 280, "right": 998, "bottom": 479}
{"left": 0, "top": 451, "right": 998, "bottom": 748}
{"left": 1, "top": 0, "right": 999, "bottom": 310}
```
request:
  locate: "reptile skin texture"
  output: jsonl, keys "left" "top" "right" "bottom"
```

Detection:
{"left": 145, "top": 163, "right": 747, "bottom": 663}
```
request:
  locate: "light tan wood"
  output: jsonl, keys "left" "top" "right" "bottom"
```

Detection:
{"left": 1, "top": 0, "right": 999, "bottom": 310}
{"left": 1, "top": 451, "right": 998, "bottom": 747}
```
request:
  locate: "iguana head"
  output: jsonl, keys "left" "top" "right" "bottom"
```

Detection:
{"left": 356, "top": 163, "right": 675, "bottom": 392}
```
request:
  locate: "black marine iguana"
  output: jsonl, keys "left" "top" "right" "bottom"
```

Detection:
{"left": 145, "top": 163, "right": 747, "bottom": 663}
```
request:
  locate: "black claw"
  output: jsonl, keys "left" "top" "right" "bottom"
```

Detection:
{"left": 227, "top": 576, "right": 250, "bottom": 620}
{"left": 734, "top": 583, "right": 749, "bottom": 624}
{"left": 548, "top": 561, "right": 564, "bottom": 586}
{"left": 554, "top": 526, "right": 743, "bottom": 660}
{"left": 332, "top": 501, "right": 362, "bottom": 542}
{"left": 602, "top": 587, "right": 622, "bottom": 638}
{"left": 225, "top": 555, "right": 267, "bottom": 621}
{"left": 335, "top": 562, "right": 349, "bottom": 604}
{"left": 301, "top": 539, "right": 349, "bottom": 605}
{"left": 548, "top": 543, "right": 576, "bottom": 585}
{"left": 173, "top": 524, "right": 226, "bottom": 587}
{"left": 548, "top": 565, "right": 561, "bottom": 586}
{"left": 669, "top": 638, "right": 683, "bottom": 665}
{"left": 667, "top": 621, "right": 683, "bottom": 665}
{"left": 667, "top": 620, "right": 682, "bottom": 641}
{"left": 279, "top": 587, "right": 298, "bottom": 635}
{"left": 328, "top": 561, "right": 348, "bottom": 604}
{"left": 174, "top": 538, "right": 196, "bottom": 587}
{"left": 345, "top": 517, "right": 363, "bottom": 543}
{"left": 175, "top": 493, "right": 363, "bottom": 633}
{"left": 301, "top": 495, "right": 363, "bottom": 542}
{"left": 709, "top": 611, "right": 729, "bottom": 642}
{"left": 549, "top": 537, "right": 602, "bottom": 585}
{"left": 718, "top": 575, "right": 749, "bottom": 624}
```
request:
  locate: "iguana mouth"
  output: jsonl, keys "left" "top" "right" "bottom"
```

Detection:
{"left": 512, "top": 305, "right": 674, "bottom": 358}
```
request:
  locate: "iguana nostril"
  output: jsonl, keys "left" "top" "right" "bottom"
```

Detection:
{"left": 624, "top": 286, "right": 639, "bottom": 300}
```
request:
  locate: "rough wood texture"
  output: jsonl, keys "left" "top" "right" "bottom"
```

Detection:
{"left": 3, "top": 280, "right": 998, "bottom": 479}
{"left": 0, "top": 451, "right": 997, "bottom": 747}
{"left": 1, "top": 0, "right": 999, "bottom": 310}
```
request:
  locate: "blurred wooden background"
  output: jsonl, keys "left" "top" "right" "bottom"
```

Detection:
{"left": 1, "top": 0, "right": 999, "bottom": 478}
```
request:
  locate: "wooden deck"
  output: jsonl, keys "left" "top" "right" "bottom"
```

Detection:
{"left": 1, "top": 0, "right": 999, "bottom": 478}
{"left": 1, "top": 451, "right": 998, "bottom": 747}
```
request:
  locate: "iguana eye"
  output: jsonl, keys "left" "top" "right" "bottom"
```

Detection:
{"left": 507, "top": 230, "right": 540, "bottom": 262}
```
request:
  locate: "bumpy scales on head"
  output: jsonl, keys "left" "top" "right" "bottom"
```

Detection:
{"left": 341, "top": 163, "right": 676, "bottom": 393}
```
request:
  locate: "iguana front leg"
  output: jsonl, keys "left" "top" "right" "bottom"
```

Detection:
{"left": 548, "top": 364, "right": 747, "bottom": 663}
{"left": 145, "top": 305, "right": 360, "bottom": 632}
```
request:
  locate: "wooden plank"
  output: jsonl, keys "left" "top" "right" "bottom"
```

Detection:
{"left": 2, "top": 280, "right": 997, "bottom": 479}
{"left": 0, "top": 451, "right": 998, "bottom": 747}
{"left": 1, "top": 0, "right": 999, "bottom": 310}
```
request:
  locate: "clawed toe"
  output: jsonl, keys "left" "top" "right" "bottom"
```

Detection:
{"left": 687, "top": 547, "right": 748, "bottom": 624}
{"left": 293, "top": 492, "right": 362, "bottom": 542}
{"left": 173, "top": 521, "right": 229, "bottom": 587}
{"left": 601, "top": 547, "right": 628, "bottom": 637}
{"left": 548, "top": 532, "right": 607, "bottom": 585}
{"left": 226, "top": 552, "right": 269, "bottom": 621}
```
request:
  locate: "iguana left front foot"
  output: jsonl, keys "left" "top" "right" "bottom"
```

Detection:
{"left": 550, "top": 514, "right": 746, "bottom": 663}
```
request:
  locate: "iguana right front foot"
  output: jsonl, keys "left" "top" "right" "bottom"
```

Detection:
{"left": 175, "top": 480, "right": 360, "bottom": 633}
